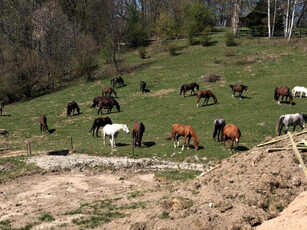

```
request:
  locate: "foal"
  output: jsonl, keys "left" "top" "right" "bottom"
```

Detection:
{"left": 102, "top": 87, "right": 117, "bottom": 97}
{"left": 196, "top": 90, "right": 218, "bottom": 107}
{"left": 229, "top": 85, "right": 248, "bottom": 99}
{"left": 140, "top": 81, "right": 146, "bottom": 94}
{"left": 67, "top": 101, "right": 80, "bottom": 116}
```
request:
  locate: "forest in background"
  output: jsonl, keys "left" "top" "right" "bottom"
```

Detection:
{"left": 0, "top": 0, "right": 306, "bottom": 103}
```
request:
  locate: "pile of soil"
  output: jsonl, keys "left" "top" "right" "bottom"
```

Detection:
{"left": 0, "top": 133, "right": 306, "bottom": 229}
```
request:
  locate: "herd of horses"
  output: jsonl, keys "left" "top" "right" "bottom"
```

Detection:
{"left": 29, "top": 77, "right": 307, "bottom": 152}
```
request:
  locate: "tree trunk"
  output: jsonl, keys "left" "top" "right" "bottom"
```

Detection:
{"left": 285, "top": 0, "right": 290, "bottom": 37}
{"left": 268, "top": 0, "right": 271, "bottom": 38}
{"left": 288, "top": 0, "right": 297, "bottom": 43}
{"left": 272, "top": 0, "right": 277, "bottom": 37}
{"left": 296, "top": 3, "right": 306, "bottom": 28}
{"left": 232, "top": 0, "right": 241, "bottom": 36}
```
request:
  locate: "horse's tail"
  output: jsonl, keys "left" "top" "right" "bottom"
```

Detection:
{"left": 276, "top": 115, "right": 285, "bottom": 135}
{"left": 180, "top": 85, "right": 184, "bottom": 95}
{"left": 165, "top": 130, "right": 175, "bottom": 141}
{"left": 89, "top": 119, "right": 96, "bottom": 134}
{"left": 213, "top": 120, "right": 218, "bottom": 141}
{"left": 274, "top": 87, "right": 279, "bottom": 101}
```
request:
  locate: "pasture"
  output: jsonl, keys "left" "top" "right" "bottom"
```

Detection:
{"left": 1, "top": 32, "right": 307, "bottom": 162}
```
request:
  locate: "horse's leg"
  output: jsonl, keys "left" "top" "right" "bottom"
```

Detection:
{"left": 285, "top": 125, "right": 289, "bottom": 134}
{"left": 103, "top": 133, "right": 106, "bottom": 146}
{"left": 293, "top": 125, "right": 297, "bottom": 132}
{"left": 300, "top": 91, "right": 303, "bottom": 98}
{"left": 175, "top": 134, "right": 179, "bottom": 148}
{"left": 230, "top": 140, "right": 234, "bottom": 152}
{"left": 187, "top": 136, "right": 191, "bottom": 149}
{"left": 113, "top": 133, "right": 118, "bottom": 147}
{"left": 239, "top": 91, "right": 242, "bottom": 100}
{"left": 96, "top": 126, "right": 100, "bottom": 137}
{"left": 197, "top": 97, "right": 200, "bottom": 107}
{"left": 232, "top": 91, "right": 235, "bottom": 98}
{"left": 182, "top": 135, "right": 186, "bottom": 150}
{"left": 217, "top": 129, "right": 221, "bottom": 142}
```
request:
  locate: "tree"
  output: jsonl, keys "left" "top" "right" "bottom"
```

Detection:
{"left": 156, "top": 12, "right": 176, "bottom": 40}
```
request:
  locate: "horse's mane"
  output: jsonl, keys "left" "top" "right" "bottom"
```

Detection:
{"left": 189, "top": 126, "right": 199, "bottom": 145}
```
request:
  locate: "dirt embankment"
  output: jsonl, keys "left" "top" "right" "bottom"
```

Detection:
{"left": 0, "top": 134, "right": 307, "bottom": 230}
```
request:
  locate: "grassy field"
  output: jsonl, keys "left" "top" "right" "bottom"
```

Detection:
{"left": 1, "top": 31, "right": 307, "bottom": 162}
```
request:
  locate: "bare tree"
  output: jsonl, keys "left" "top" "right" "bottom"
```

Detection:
{"left": 232, "top": 0, "right": 241, "bottom": 36}
{"left": 268, "top": 0, "right": 271, "bottom": 38}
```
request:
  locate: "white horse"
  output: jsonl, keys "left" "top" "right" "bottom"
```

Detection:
{"left": 103, "top": 124, "right": 129, "bottom": 147}
{"left": 292, "top": 86, "right": 307, "bottom": 98}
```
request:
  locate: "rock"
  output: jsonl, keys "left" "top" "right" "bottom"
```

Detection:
{"left": 292, "top": 176, "right": 301, "bottom": 187}
{"left": 172, "top": 198, "right": 183, "bottom": 210}
{"left": 219, "top": 202, "right": 233, "bottom": 213}
{"left": 130, "top": 222, "right": 147, "bottom": 230}
{"left": 194, "top": 182, "right": 201, "bottom": 190}
{"left": 271, "top": 169, "right": 280, "bottom": 176}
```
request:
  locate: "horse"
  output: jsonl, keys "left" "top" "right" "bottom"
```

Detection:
{"left": 292, "top": 86, "right": 307, "bottom": 98}
{"left": 274, "top": 87, "right": 293, "bottom": 105}
{"left": 222, "top": 124, "right": 241, "bottom": 152}
{"left": 91, "top": 96, "right": 104, "bottom": 108}
{"left": 97, "top": 97, "right": 120, "bottom": 115}
{"left": 229, "top": 84, "right": 248, "bottom": 99}
{"left": 196, "top": 90, "right": 218, "bottom": 107}
{"left": 165, "top": 124, "right": 199, "bottom": 150}
{"left": 140, "top": 81, "right": 146, "bottom": 94}
{"left": 111, "top": 77, "right": 124, "bottom": 88}
{"left": 132, "top": 122, "right": 145, "bottom": 147}
{"left": 39, "top": 115, "right": 49, "bottom": 133}
{"left": 276, "top": 113, "right": 307, "bottom": 135}
{"left": 103, "top": 124, "right": 129, "bottom": 148}
{"left": 180, "top": 83, "right": 199, "bottom": 97}
{"left": 102, "top": 87, "right": 117, "bottom": 97}
{"left": 0, "top": 104, "right": 4, "bottom": 116}
{"left": 213, "top": 117, "right": 226, "bottom": 142}
{"left": 67, "top": 101, "right": 80, "bottom": 116}
{"left": 89, "top": 116, "right": 112, "bottom": 137}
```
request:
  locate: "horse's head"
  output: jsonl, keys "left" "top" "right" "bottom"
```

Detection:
{"left": 214, "top": 98, "right": 218, "bottom": 104}
{"left": 122, "top": 124, "right": 129, "bottom": 134}
{"left": 244, "top": 86, "right": 248, "bottom": 92}
{"left": 193, "top": 139, "right": 199, "bottom": 150}
{"left": 300, "top": 113, "right": 307, "bottom": 123}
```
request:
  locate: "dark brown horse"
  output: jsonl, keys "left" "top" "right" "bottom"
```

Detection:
{"left": 166, "top": 124, "right": 199, "bottom": 150}
{"left": 102, "top": 87, "right": 117, "bottom": 97}
{"left": 196, "top": 90, "right": 218, "bottom": 107}
{"left": 180, "top": 83, "right": 199, "bottom": 97}
{"left": 89, "top": 116, "right": 112, "bottom": 137}
{"left": 39, "top": 115, "right": 49, "bottom": 133}
{"left": 229, "top": 84, "right": 248, "bottom": 99}
{"left": 97, "top": 97, "right": 120, "bottom": 115}
{"left": 132, "top": 122, "right": 145, "bottom": 148}
{"left": 67, "top": 101, "right": 80, "bottom": 116}
{"left": 0, "top": 104, "right": 4, "bottom": 116}
{"left": 222, "top": 124, "right": 241, "bottom": 151}
{"left": 111, "top": 76, "right": 124, "bottom": 88}
{"left": 91, "top": 96, "right": 104, "bottom": 108}
{"left": 274, "top": 87, "right": 293, "bottom": 105}
{"left": 140, "top": 81, "right": 146, "bottom": 94}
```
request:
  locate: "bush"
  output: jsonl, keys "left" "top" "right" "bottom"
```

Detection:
{"left": 168, "top": 44, "right": 177, "bottom": 56}
{"left": 200, "top": 27, "right": 212, "bottom": 46}
{"left": 225, "top": 31, "right": 236, "bottom": 46}
{"left": 138, "top": 46, "right": 146, "bottom": 59}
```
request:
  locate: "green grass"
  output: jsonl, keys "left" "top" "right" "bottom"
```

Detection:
{"left": 155, "top": 170, "right": 202, "bottom": 181}
{"left": 1, "top": 32, "right": 307, "bottom": 163}
{"left": 39, "top": 213, "right": 55, "bottom": 222}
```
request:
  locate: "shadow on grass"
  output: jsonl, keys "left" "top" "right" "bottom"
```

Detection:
{"left": 144, "top": 89, "right": 151, "bottom": 93}
{"left": 0, "top": 114, "right": 11, "bottom": 117}
{"left": 116, "top": 143, "right": 129, "bottom": 147}
{"left": 200, "top": 102, "right": 218, "bottom": 107}
{"left": 72, "top": 112, "right": 83, "bottom": 116}
{"left": 236, "top": 146, "right": 249, "bottom": 151}
{"left": 279, "top": 101, "right": 295, "bottom": 106}
{"left": 143, "top": 141, "right": 156, "bottom": 148}
{"left": 237, "top": 96, "right": 252, "bottom": 99}
{"left": 48, "top": 129, "right": 56, "bottom": 134}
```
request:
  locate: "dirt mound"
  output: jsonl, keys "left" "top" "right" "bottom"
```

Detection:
{"left": 0, "top": 133, "right": 306, "bottom": 229}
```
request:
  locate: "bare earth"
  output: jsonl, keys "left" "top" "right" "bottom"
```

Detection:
{"left": 0, "top": 133, "right": 307, "bottom": 229}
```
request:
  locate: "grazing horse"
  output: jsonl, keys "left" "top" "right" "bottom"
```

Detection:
{"left": 39, "top": 115, "right": 49, "bottom": 133}
{"left": 196, "top": 90, "right": 218, "bottom": 107}
{"left": 292, "top": 86, "right": 307, "bottom": 98}
{"left": 180, "top": 83, "right": 199, "bottom": 97}
{"left": 91, "top": 96, "right": 104, "bottom": 108}
{"left": 165, "top": 124, "right": 199, "bottom": 150}
{"left": 97, "top": 97, "right": 120, "bottom": 115}
{"left": 102, "top": 87, "right": 117, "bottom": 97}
{"left": 229, "top": 84, "right": 248, "bottom": 99}
{"left": 274, "top": 87, "right": 293, "bottom": 104}
{"left": 0, "top": 104, "right": 4, "bottom": 116}
{"left": 213, "top": 117, "right": 226, "bottom": 142}
{"left": 111, "top": 77, "right": 124, "bottom": 88}
{"left": 140, "top": 81, "right": 146, "bottom": 94}
{"left": 103, "top": 124, "right": 129, "bottom": 148}
{"left": 89, "top": 116, "right": 112, "bottom": 137}
{"left": 67, "top": 101, "right": 80, "bottom": 116}
{"left": 132, "top": 122, "right": 145, "bottom": 147}
{"left": 276, "top": 113, "right": 307, "bottom": 135}
{"left": 222, "top": 124, "right": 241, "bottom": 151}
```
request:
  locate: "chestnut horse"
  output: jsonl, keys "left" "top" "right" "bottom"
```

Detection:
{"left": 111, "top": 76, "right": 124, "bottom": 88}
{"left": 222, "top": 124, "right": 241, "bottom": 151}
{"left": 132, "top": 122, "right": 145, "bottom": 148}
{"left": 102, "top": 87, "right": 117, "bottom": 97}
{"left": 91, "top": 96, "right": 104, "bottom": 108}
{"left": 274, "top": 87, "right": 293, "bottom": 104}
{"left": 196, "top": 90, "right": 218, "bottom": 107}
{"left": 0, "top": 104, "right": 4, "bottom": 116}
{"left": 97, "top": 97, "right": 120, "bottom": 115}
{"left": 166, "top": 124, "right": 199, "bottom": 150}
{"left": 67, "top": 101, "right": 80, "bottom": 116}
{"left": 89, "top": 116, "right": 112, "bottom": 137}
{"left": 180, "top": 83, "right": 199, "bottom": 97}
{"left": 39, "top": 115, "right": 49, "bottom": 133}
{"left": 229, "top": 84, "right": 248, "bottom": 99}
{"left": 140, "top": 81, "right": 146, "bottom": 94}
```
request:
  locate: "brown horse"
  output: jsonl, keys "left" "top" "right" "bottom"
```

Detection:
{"left": 140, "top": 81, "right": 146, "bottom": 94}
{"left": 180, "top": 83, "right": 199, "bottom": 97}
{"left": 91, "top": 96, "right": 104, "bottom": 108}
{"left": 196, "top": 90, "right": 218, "bottom": 107}
{"left": 222, "top": 124, "right": 241, "bottom": 151}
{"left": 67, "top": 101, "right": 80, "bottom": 116}
{"left": 102, "top": 87, "right": 117, "bottom": 97}
{"left": 97, "top": 97, "right": 120, "bottom": 115}
{"left": 229, "top": 84, "right": 248, "bottom": 99}
{"left": 132, "top": 122, "right": 145, "bottom": 148}
{"left": 166, "top": 124, "right": 199, "bottom": 150}
{"left": 274, "top": 87, "right": 293, "bottom": 105}
{"left": 111, "top": 77, "right": 124, "bottom": 88}
{"left": 89, "top": 116, "right": 112, "bottom": 137}
{"left": 39, "top": 115, "right": 49, "bottom": 133}
{"left": 0, "top": 104, "right": 4, "bottom": 116}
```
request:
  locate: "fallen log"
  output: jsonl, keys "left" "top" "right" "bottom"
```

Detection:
{"left": 46, "top": 149, "right": 69, "bottom": 156}
{"left": 257, "top": 130, "right": 307, "bottom": 147}
{"left": 267, "top": 147, "right": 307, "bottom": 152}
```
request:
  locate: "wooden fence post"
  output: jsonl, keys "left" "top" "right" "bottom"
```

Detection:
{"left": 70, "top": 136, "right": 74, "bottom": 150}
{"left": 27, "top": 141, "right": 32, "bottom": 156}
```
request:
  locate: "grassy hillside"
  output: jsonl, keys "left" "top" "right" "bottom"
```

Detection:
{"left": 1, "top": 32, "right": 307, "bottom": 162}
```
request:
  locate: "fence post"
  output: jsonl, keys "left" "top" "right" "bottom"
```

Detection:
{"left": 70, "top": 136, "right": 74, "bottom": 150}
{"left": 27, "top": 141, "right": 32, "bottom": 156}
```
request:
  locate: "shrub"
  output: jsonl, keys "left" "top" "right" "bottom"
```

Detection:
{"left": 225, "top": 31, "right": 236, "bottom": 46}
{"left": 168, "top": 44, "right": 177, "bottom": 56}
{"left": 138, "top": 46, "right": 146, "bottom": 59}
{"left": 200, "top": 27, "right": 212, "bottom": 46}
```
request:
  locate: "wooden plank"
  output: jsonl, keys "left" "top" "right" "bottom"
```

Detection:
{"left": 267, "top": 147, "right": 307, "bottom": 152}
{"left": 257, "top": 130, "right": 307, "bottom": 147}
{"left": 288, "top": 132, "right": 307, "bottom": 178}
